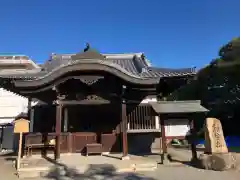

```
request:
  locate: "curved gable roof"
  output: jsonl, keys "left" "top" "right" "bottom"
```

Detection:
{"left": 14, "top": 60, "right": 160, "bottom": 87}
{"left": 0, "top": 46, "right": 196, "bottom": 88}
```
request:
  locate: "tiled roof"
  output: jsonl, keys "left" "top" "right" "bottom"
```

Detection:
{"left": 144, "top": 67, "right": 196, "bottom": 78}
{"left": 150, "top": 100, "right": 208, "bottom": 114}
{"left": 0, "top": 52, "right": 196, "bottom": 80}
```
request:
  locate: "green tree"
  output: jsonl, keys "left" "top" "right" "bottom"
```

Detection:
{"left": 167, "top": 37, "right": 240, "bottom": 135}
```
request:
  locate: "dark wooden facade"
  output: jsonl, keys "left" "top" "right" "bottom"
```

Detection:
{"left": 19, "top": 66, "right": 159, "bottom": 159}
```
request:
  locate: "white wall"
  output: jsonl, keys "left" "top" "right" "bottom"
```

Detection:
{"left": 140, "top": 97, "right": 190, "bottom": 137}
{"left": 165, "top": 119, "right": 190, "bottom": 137}
{"left": 0, "top": 88, "right": 28, "bottom": 125}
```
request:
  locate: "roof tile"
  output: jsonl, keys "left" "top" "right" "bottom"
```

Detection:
{"left": 0, "top": 52, "right": 196, "bottom": 80}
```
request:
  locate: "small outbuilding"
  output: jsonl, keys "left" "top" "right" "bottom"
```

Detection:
{"left": 150, "top": 100, "right": 209, "bottom": 163}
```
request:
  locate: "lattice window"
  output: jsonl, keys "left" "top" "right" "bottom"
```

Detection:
{"left": 127, "top": 104, "right": 160, "bottom": 133}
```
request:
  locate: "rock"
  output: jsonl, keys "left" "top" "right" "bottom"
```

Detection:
{"left": 204, "top": 118, "right": 228, "bottom": 154}
{"left": 198, "top": 153, "right": 237, "bottom": 171}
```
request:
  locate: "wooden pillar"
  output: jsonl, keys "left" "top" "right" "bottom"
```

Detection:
{"left": 160, "top": 116, "right": 167, "bottom": 162}
{"left": 27, "top": 98, "right": 35, "bottom": 132}
{"left": 189, "top": 119, "right": 197, "bottom": 160}
{"left": 29, "top": 108, "right": 35, "bottom": 132}
{"left": 67, "top": 133, "right": 73, "bottom": 153}
{"left": 0, "top": 126, "right": 3, "bottom": 150}
{"left": 63, "top": 107, "right": 72, "bottom": 153}
{"left": 63, "top": 107, "right": 68, "bottom": 132}
{"left": 121, "top": 99, "right": 128, "bottom": 159}
{"left": 27, "top": 98, "right": 32, "bottom": 119}
{"left": 55, "top": 104, "right": 62, "bottom": 160}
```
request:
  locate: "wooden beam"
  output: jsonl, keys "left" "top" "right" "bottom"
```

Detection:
{"left": 127, "top": 129, "right": 161, "bottom": 133}
{"left": 55, "top": 105, "right": 62, "bottom": 160}
{"left": 130, "top": 87, "right": 157, "bottom": 91}
{"left": 58, "top": 99, "right": 110, "bottom": 105}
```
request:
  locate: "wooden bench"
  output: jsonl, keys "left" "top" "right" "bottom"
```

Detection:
{"left": 86, "top": 143, "right": 102, "bottom": 156}
{"left": 26, "top": 144, "right": 55, "bottom": 157}
{"left": 26, "top": 139, "right": 56, "bottom": 157}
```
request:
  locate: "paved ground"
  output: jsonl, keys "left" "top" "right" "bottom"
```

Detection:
{"left": 27, "top": 166, "right": 240, "bottom": 180}
{"left": 0, "top": 156, "right": 18, "bottom": 180}
{"left": 19, "top": 153, "right": 157, "bottom": 170}
{"left": 1, "top": 150, "right": 240, "bottom": 180}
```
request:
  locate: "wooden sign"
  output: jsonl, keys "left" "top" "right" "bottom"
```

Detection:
{"left": 13, "top": 118, "right": 29, "bottom": 133}
{"left": 13, "top": 118, "right": 30, "bottom": 170}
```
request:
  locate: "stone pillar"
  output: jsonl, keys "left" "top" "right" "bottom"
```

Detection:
{"left": 55, "top": 104, "right": 62, "bottom": 160}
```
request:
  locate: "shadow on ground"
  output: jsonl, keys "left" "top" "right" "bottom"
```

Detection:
{"left": 167, "top": 154, "right": 196, "bottom": 167}
{"left": 43, "top": 156, "right": 156, "bottom": 180}
{"left": 0, "top": 151, "right": 17, "bottom": 163}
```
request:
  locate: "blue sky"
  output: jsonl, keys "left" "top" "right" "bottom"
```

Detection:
{"left": 0, "top": 0, "right": 239, "bottom": 69}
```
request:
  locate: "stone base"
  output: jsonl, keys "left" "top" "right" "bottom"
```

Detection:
{"left": 121, "top": 156, "right": 130, "bottom": 160}
{"left": 198, "top": 153, "right": 237, "bottom": 171}
{"left": 102, "top": 152, "right": 110, "bottom": 155}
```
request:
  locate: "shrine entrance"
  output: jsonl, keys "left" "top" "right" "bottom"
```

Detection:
{"left": 63, "top": 103, "right": 122, "bottom": 154}
{"left": 67, "top": 104, "right": 120, "bottom": 134}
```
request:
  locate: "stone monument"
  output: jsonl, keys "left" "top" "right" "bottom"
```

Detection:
{"left": 198, "top": 118, "right": 237, "bottom": 171}
{"left": 204, "top": 118, "right": 228, "bottom": 154}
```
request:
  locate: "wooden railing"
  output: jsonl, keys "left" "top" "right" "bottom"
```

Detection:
{"left": 127, "top": 104, "right": 159, "bottom": 132}
{"left": 24, "top": 132, "right": 69, "bottom": 155}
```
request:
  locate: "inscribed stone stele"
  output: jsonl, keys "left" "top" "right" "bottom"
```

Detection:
{"left": 204, "top": 118, "right": 228, "bottom": 154}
